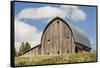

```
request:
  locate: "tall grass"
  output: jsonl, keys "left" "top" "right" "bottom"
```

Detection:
{"left": 15, "top": 52, "right": 96, "bottom": 66}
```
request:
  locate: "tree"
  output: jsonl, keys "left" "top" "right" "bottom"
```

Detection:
{"left": 19, "top": 42, "right": 25, "bottom": 54}
{"left": 19, "top": 42, "right": 31, "bottom": 54}
{"left": 26, "top": 42, "right": 31, "bottom": 50}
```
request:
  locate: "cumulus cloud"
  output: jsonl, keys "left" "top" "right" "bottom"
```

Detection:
{"left": 17, "top": 6, "right": 66, "bottom": 20}
{"left": 15, "top": 19, "right": 42, "bottom": 51}
{"left": 15, "top": 5, "right": 87, "bottom": 51}
{"left": 71, "top": 8, "right": 86, "bottom": 21}
{"left": 17, "top": 5, "right": 86, "bottom": 21}
{"left": 60, "top": 5, "right": 86, "bottom": 21}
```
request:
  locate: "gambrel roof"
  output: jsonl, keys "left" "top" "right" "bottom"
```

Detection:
{"left": 68, "top": 22, "right": 91, "bottom": 48}
{"left": 42, "top": 17, "right": 91, "bottom": 49}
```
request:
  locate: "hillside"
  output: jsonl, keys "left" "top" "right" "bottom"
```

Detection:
{"left": 15, "top": 52, "right": 97, "bottom": 66}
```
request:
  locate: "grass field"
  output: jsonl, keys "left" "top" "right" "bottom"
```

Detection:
{"left": 15, "top": 52, "right": 97, "bottom": 66}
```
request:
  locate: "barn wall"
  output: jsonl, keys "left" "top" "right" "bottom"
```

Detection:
{"left": 21, "top": 46, "right": 40, "bottom": 57}
{"left": 75, "top": 43, "right": 91, "bottom": 53}
{"left": 41, "top": 19, "right": 75, "bottom": 55}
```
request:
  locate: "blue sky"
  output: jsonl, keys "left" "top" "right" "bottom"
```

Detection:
{"left": 14, "top": 2, "right": 97, "bottom": 51}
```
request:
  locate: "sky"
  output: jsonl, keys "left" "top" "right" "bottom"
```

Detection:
{"left": 14, "top": 2, "right": 97, "bottom": 51}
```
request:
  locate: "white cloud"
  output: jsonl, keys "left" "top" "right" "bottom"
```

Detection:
{"left": 71, "top": 8, "right": 86, "bottom": 21}
{"left": 17, "top": 5, "right": 86, "bottom": 21}
{"left": 60, "top": 5, "right": 86, "bottom": 21}
{"left": 15, "top": 5, "right": 87, "bottom": 52}
{"left": 17, "top": 6, "right": 66, "bottom": 20}
{"left": 15, "top": 19, "right": 42, "bottom": 51}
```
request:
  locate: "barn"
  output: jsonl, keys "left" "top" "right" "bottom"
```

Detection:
{"left": 19, "top": 17, "right": 91, "bottom": 56}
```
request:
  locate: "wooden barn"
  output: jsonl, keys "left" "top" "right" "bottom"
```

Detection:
{"left": 19, "top": 17, "right": 91, "bottom": 56}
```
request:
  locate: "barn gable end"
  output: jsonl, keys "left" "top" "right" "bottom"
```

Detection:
{"left": 41, "top": 17, "right": 75, "bottom": 55}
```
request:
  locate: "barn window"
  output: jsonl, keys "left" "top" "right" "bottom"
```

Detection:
{"left": 47, "top": 39, "right": 50, "bottom": 44}
{"left": 66, "top": 36, "right": 69, "bottom": 39}
{"left": 48, "top": 39, "right": 50, "bottom": 41}
{"left": 75, "top": 47, "right": 78, "bottom": 53}
{"left": 67, "top": 50, "right": 69, "bottom": 53}
{"left": 57, "top": 51, "right": 60, "bottom": 54}
{"left": 48, "top": 53, "right": 49, "bottom": 55}
{"left": 57, "top": 21, "right": 59, "bottom": 23}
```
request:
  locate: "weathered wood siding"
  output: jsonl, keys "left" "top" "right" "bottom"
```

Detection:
{"left": 21, "top": 46, "right": 41, "bottom": 57}
{"left": 75, "top": 43, "right": 91, "bottom": 53}
{"left": 41, "top": 19, "right": 75, "bottom": 55}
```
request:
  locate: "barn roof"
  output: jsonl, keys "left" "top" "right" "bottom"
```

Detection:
{"left": 18, "top": 44, "right": 41, "bottom": 56}
{"left": 68, "top": 22, "right": 91, "bottom": 48}
{"left": 42, "top": 17, "right": 91, "bottom": 49}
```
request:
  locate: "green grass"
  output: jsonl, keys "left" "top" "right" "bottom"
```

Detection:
{"left": 15, "top": 52, "right": 97, "bottom": 66}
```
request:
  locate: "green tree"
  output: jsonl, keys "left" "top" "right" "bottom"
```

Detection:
{"left": 19, "top": 42, "right": 25, "bottom": 54}
{"left": 26, "top": 42, "right": 31, "bottom": 50}
{"left": 19, "top": 42, "right": 31, "bottom": 54}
